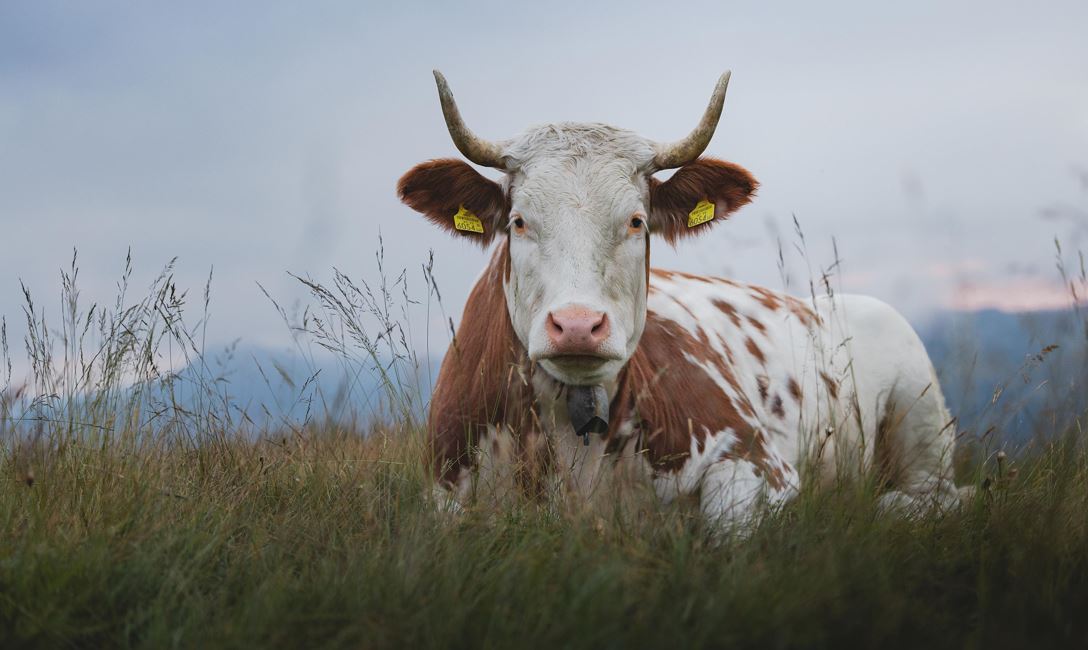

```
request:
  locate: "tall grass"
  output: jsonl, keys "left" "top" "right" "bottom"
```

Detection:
{"left": 2, "top": 235, "right": 1088, "bottom": 648}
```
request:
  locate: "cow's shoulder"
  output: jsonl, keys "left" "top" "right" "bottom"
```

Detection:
{"left": 620, "top": 269, "right": 821, "bottom": 485}
{"left": 429, "top": 241, "right": 534, "bottom": 485}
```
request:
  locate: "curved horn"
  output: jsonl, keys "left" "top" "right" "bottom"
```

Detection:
{"left": 433, "top": 70, "right": 506, "bottom": 169}
{"left": 652, "top": 71, "right": 731, "bottom": 170}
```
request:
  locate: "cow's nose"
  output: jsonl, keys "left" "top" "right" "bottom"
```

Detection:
{"left": 545, "top": 307, "right": 611, "bottom": 355}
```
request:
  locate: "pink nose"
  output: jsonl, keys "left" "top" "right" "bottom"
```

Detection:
{"left": 545, "top": 307, "right": 611, "bottom": 355}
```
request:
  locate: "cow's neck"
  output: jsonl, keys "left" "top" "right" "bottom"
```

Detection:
{"left": 529, "top": 364, "right": 625, "bottom": 497}
{"left": 501, "top": 235, "right": 648, "bottom": 497}
{"left": 444, "top": 238, "right": 641, "bottom": 496}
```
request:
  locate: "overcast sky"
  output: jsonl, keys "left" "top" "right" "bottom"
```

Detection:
{"left": 1, "top": 1, "right": 1087, "bottom": 370}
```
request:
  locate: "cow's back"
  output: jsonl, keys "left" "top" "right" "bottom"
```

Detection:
{"left": 643, "top": 269, "right": 947, "bottom": 488}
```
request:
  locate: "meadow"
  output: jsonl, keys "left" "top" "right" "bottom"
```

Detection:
{"left": 2, "top": 249, "right": 1087, "bottom": 649}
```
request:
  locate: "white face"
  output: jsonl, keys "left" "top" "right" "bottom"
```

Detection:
{"left": 502, "top": 126, "right": 655, "bottom": 386}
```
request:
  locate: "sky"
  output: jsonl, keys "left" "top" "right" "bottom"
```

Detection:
{"left": 1, "top": 1, "right": 1087, "bottom": 375}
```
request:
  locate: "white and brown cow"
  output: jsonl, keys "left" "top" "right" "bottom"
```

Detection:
{"left": 398, "top": 70, "right": 962, "bottom": 526}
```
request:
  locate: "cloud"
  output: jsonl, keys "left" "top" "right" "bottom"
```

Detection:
{"left": 1, "top": 0, "right": 1086, "bottom": 358}
{"left": 943, "top": 278, "right": 1082, "bottom": 313}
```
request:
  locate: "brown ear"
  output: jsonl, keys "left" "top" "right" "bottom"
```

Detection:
{"left": 648, "top": 158, "right": 758, "bottom": 244}
{"left": 397, "top": 159, "right": 508, "bottom": 245}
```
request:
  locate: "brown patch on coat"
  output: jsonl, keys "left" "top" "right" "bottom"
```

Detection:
{"left": 820, "top": 371, "right": 840, "bottom": 400}
{"left": 427, "top": 241, "right": 536, "bottom": 486}
{"left": 730, "top": 429, "right": 787, "bottom": 490}
{"left": 756, "top": 375, "right": 769, "bottom": 403}
{"left": 787, "top": 377, "right": 802, "bottom": 402}
{"left": 716, "top": 333, "right": 737, "bottom": 365}
{"left": 783, "top": 295, "right": 820, "bottom": 327}
{"left": 690, "top": 326, "right": 749, "bottom": 409}
{"left": 607, "top": 314, "right": 739, "bottom": 471}
{"left": 397, "top": 158, "right": 509, "bottom": 246}
{"left": 671, "top": 270, "right": 716, "bottom": 284}
{"left": 745, "top": 315, "right": 767, "bottom": 334}
{"left": 712, "top": 299, "right": 742, "bottom": 327}
{"left": 669, "top": 295, "right": 700, "bottom": 322}
{"left": 650, "top": 268, "right": 739, "bottom": 288}
{"left": 748, "top": 286, "right": 782, "bottom": 311}
{"left": 746, "top": 285, "right": 820, "bottom": 327}
{"left": 647, "top": 158, "right": 758, "bottom": 244}
{"left": 607, "top": 312, "right": 784, "bottom": 489}
{"left": 744, "top": 337, "right": 765, "bottom": 364}
{"left": 770, "top": 394, "right": 785, "bottom": 418}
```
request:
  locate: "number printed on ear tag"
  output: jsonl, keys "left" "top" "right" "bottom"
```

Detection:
{"left": 453, "top": 205, "right": 484, "bottom": 233}
{"left": 687, "top": 199, "right": 715, "bottom": 228}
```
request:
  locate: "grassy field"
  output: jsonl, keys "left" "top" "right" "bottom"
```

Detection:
{"left": 3, "top": 425, "right": 1088, "bottom": 649}
{"left": 2, "top": 253, "right": 1088, "bottom": 649}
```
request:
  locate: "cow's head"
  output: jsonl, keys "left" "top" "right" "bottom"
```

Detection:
{"left": 399, "top": 71, "right": 757, "bottom": 387}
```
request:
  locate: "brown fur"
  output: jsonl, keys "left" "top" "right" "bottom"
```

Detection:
{"left": 712, "top": 299, "right": 743, "bottom": 327}
{"left": 426, "top": 242, "right": 535, "bottom": 485}
{"left": 744, "top": 337, "right": 766, "bottom": 364}
{"left": 397, "top": 159, "right": 509, "bottom": 246}
{"left": 607, "top": 312, "right": 780, "bottom": 484}
{"left": 749, "top": 286, "right": 783, "bottom": 311}
{"left": 787, "top": 377, "right": 802, "bottom": 402}
{"left": 784, "top": 295, "right": 819, "bottom": 326}
{"left": 746, "top": 315, "right": 767, "bottom": 334}
{"left": 770, "top": 394, "right": 785, "bottom": 418}
{"left": 648, "top": 157, "right": 758, "bottom": 244}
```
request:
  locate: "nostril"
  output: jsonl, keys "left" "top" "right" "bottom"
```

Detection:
{"left": 546, "top": 312, "right": 564, "bottom": 337}
{"left": 591, "top": 313, "right": 607, "bottom": 335}
{"left": 547, "top": 307, "right": 610, "bottom": 351}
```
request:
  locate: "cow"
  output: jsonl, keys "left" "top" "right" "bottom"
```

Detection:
{"left": 397, "top": 70, "right": 964, "bottom": 527}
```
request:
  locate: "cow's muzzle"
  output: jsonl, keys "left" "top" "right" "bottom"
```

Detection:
{"left": 545, "top": 307, "right": 611, "bottom": 356}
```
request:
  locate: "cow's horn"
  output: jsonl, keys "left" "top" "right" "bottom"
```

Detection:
{"left": 433, "top": 70, "right": 507, "bottom": 169}
{"left": 652, "top": 70, "right": 731, "bottom": 170}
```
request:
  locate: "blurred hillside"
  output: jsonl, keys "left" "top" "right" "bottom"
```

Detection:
{"left": 920, "top": 307, "right": 1086, "bottom": 446}
{"left": 171, "top": 306, "right": 1086, "bottom": 447}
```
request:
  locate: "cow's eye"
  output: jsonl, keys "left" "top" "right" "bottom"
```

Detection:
{"left": 511, "top": 215, "right": 527, "bottom": 235}
{"left": 628, "top": 215, "right": 645, "bottom": 235}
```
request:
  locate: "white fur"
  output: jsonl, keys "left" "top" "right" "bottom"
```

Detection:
{"left": 503, "top": 124, "right": 655, "bottom": 386}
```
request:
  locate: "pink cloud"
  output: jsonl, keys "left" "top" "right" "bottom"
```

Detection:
{"left": 924, "top": 258, "right": 990, "bottom": 280}
{"left": 943, "top": 278, "right": 1084, "bottom": 312}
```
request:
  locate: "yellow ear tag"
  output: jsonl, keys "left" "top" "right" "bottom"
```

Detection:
{"left": 687, "top": 199, "right": 715, "bottom": 228}
{"left": 453, "top": 205, "right": 484, "bottom": 233}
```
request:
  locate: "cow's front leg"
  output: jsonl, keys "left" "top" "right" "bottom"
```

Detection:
{"left": 431, "top": 481, "right": 466, "bottom": 514}
{"left": 428, "top": 425, "right": 512, "bottom": 514}
{"left": 431, "top": 426, "right": 553, "bottom": 513}
{"left": 699, "top": 457, "right": 798, "bottom": 534}
{"left": 877, "top": 471, "right": 962, "bottom": 516}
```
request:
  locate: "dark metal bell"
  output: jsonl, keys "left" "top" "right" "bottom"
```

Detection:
{"left": 566, "top": 384, "right": 609, "bottom": 445}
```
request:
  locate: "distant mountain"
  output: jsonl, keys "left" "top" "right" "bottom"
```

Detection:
{"left": 918, "top": 307, "right": 1087, "bottom": 446}
{"left": 168, "top": 343, "right": 438, "bottom": 431}
{"left": 164, "top": 308, "right": 1086, "bottom": 445}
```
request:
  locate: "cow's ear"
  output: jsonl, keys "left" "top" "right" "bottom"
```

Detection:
{"left": 397, "top": 159, "right": 507, "bottom": 246}
{"left": 648, "top": 158, "right": 758, "bottom": 244}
